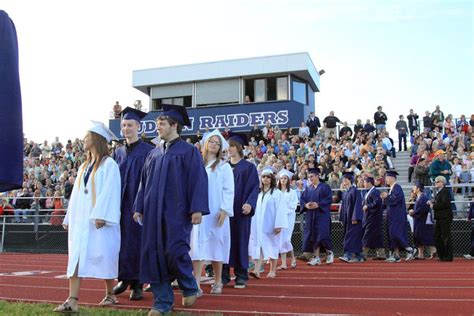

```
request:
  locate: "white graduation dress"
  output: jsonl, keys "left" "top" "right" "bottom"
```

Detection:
{"left": 190, "top": 160, "right": 234, "bottom": 263}
{"left": 63, "top": 157, "right": 121, "bottom": 279}
{"left": 249, "top": 188, "right": 288, "bottom": 260}
{"left": 278, "top": 189, "right": 299, "bottom": 253}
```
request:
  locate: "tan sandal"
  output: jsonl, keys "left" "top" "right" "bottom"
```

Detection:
{"left": 53, "top": 297, "right": 79, "bottom": 313}
{"left": 98, "top": 293, "right": 118, "bottom": 306}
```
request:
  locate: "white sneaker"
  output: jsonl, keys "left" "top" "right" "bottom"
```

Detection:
{"left": 307, "top": 257, "right": 321, "bottom": 266}
{"left": 406, "top": 248, "right": 417, "bottom": 261}
{"left": 326, "top": 252, "right": 334, "bottom": 265}
{"left": 463, "top": 254, "right": 473, "bottom": 260}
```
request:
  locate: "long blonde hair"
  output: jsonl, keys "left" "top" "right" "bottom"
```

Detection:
{"left": 202, "top": 136, "right": 223, "bottom": 171}
{"left": 76, "top": 131, "right": 110, "bottom": 206}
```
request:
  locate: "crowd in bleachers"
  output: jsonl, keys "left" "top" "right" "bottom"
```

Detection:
{"left": 1, "top": 104, "right": 473, "bottom": 224}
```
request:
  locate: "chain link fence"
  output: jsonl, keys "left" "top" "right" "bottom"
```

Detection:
{"left": 1, "top": 186, "right": 473, "bottom": 256}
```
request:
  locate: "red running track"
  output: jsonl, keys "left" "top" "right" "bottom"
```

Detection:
{"left": 0, "top": 253, "right": 473, "bottom": 315}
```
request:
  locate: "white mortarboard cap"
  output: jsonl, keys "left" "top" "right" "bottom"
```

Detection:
{"left": 278, "top": 169, "right": 294, "bottom": 180}
{"left": 203, "top": 129, "right": 228, "bottom": 151}
{"left": 89, "top": 120, "right": 118, "bottom": 143}
{"left": 261, "top": 166, "right": 277, "bottom": 176}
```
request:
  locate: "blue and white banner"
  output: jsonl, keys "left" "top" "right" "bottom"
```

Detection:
{"left": 110, "top": 100, "right": 310, "bottom": 138}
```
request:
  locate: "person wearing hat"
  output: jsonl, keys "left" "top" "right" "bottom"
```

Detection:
{"left": 112, "top": 107, "right": 153, "bottom": 300}
{"left": 381, "top": 170, "right": 417, "bottom": 263}
{"left": 248, "top": 167, "right": 288, "bottom": 279}
{"left": 133, "top": 104, "right": 210, "bottom": 314}
{"left": 300, "top": 168, "right": 335, "bottom": 266}
{"left": 54, "top": 122, "right": 121, "bottom": 313}
{"left": 189, "top": 129, "right": 234, "bottom": 295}
{"left": 428, "top": 175, "right": 453, "bottom": 262}
{"left": 408, "top": 182, "right": 436, "bottom": 260}
{"left": 362, "top": 176, "right": 386, "bottom": 260}
{"left": 338, "top": 172, "right": 365, "bottom": 263}
{"left": 429, "top": 150, "right": 452, "bottom": 184}
{"left": 277, "top": 169, "right": 299, "bottom": 269}
{"left": 221, "top": 131, "right": 259, "bottom": 289}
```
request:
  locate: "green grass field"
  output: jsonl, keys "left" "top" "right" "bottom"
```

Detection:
{"left": 0, "top": 301, "right": 210, "bottom": 315}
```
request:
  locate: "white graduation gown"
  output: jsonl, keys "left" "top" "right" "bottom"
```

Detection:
{"left": 278, "top": 189, "right": 299, "bottom": 253}
{"left": 249, "top": 189, "right": 288, "bottom": 260}
{"left": 190, "top": 160, "right": 234, "bottom": 263}
{"left": 63, "top": 157, "right": 121, "bottom": 279}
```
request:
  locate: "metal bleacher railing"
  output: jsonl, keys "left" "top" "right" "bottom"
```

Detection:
{"left": 1, "top": 183, "right": 473, "bottom": 257}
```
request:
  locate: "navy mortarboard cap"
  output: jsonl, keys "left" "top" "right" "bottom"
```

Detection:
{"left": 414, "top": 182, "right": 424, "bottom": 191}
{"left": 343, "top": 171, "right": 354, "bottom": 181}
{"left": 120, "top": 106, "right": 147, "bottom": 123}
{"left": 308, "top": 168, "right": 320, "bottom": 175}
{"left": 227, "top": 131, "right": 249, "bottom": 147}
{"left": 386, "top": 170, "right": 399, "bottom": 178}
{"left": 365, "top": 176, "right": 375, "bottom": 184}
{"left": 161, "top": 104, "right": 191, "bottom": 127}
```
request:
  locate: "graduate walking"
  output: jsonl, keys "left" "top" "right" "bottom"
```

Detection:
{"left": 339, "top": 172, "right": 365, "bottom": 263}
{"left": 222, "top": 132, "right": 259, "bottom": 289}
{"left": 249, "top": 167, "right": 288, "bottom": 278}
{"left": 54, "top": 122, "right": 121, "bottom": 313}
{"left": 408, "top": 182, "right": 435, "bottom": 259}
{"left": 277, "top": 169, "right": 299, "bottom": 269}
{"left": 190, "top": 130, "right": 235, "bottom": 295}
{"left": 300, "top": 168, "right": 334, "bottom": 266}
{"left": 362, "top": 176, "right": 386, "bottom": 260}
{"left": 381, "top": 171, "right": 417, "bottom": 262}
{"left": 133, "top": 104, "right": 209, "bottom": 315}
{"left": 112, "top": 107, "right": 153, "bottom": 300}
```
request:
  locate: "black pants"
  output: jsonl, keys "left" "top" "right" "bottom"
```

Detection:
{"left": 398, "top": 133, "right": 407, "bottom": 151}
{"left": 222, "top": 265, "right": 248, "bottom": 284}
{"left": 470, "top": 223, "right": 474, "bottom": 256}
{"left": 408, "top": 166, "right": 414, "bottom": 182}
{"left": 435, "top": 219, "right": 453, "bottom": 261}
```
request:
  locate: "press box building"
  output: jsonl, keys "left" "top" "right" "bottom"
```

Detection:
{"left": 109, "top": 52, "right": 321, "bottom": 137}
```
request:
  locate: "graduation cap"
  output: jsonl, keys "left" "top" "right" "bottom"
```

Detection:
{"left": 414, "top": 181, "right": 424, "bottom": 191}
{"left": 203, "top": 129, "right": 229, "bottom": 151}
{"left": 120, "top": 106, "right": 147, "bottom": 122}
{"left": 89, "top": 120, "right": 118, "bottom": 143}
{"left": 261, "top": 166, "right": 277, "bottom": 176}
{"left": 161, "top": 104, "right": 191, "bottom": 127}
{"left": 342, "top": 171, "right": 355, "bottom": 182}
{"left": 227, "top": 131, "right": 248, "bottom": 147}
{"left": 365, "top": 176, "right": 375, "bottom": 184}
{"left": 308, "top": 168, "right": 320, "bottom": 175}
{"left": 278, "top": 169, "right": 294, "bottom": 180}
{"left": 386, "top": 170, "right": 399, "bottom": 178}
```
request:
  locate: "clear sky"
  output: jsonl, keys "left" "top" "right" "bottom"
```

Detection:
{"left": 3, "top": 0, "right": 473, "bottom": 142}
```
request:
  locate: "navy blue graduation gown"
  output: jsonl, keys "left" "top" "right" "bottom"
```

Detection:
{"left": 341, "top": 186, "right": 364, "bottom": 254}
{"left": 300, "top": 182, "right": 333, "bottom": 251}
{"left": 113, "top": 140, "right": 153, "bottom": 280}
{"left": 0, "top": 11, "right": 23, "bottom": 193}
{"left": 413, "top": 193, "right": 434, "bottom": 247}
{"left": 384, "top": 183, "right": 409, "bottom": 250}
{"left": 228, "top": 159, "right": 259, "bottom": 269}
{"left": 134, "top": 139, "right": 209, "bottom": 284}
{"left": 362, "top": 187, "right": 384, "bottom": 249}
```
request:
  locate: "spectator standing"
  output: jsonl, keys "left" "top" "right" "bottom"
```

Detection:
{"left": 374, "top": 106, "right": 388, "bottom": 131}
{"left": 423, "top": 111, "right": 432, "bottom": 132}
{"left": 298, "top": 121, "right": 310, "bottom": 139}
{"left": 395, "top": 115, "right": 408, "bottom": 152}
{"left": 431, "top": 105, "right": 445, "bottom": 127}
{"left": 407, "top": 109, "right": 419, "bottom": 136}
{"left": 430, "top": 176, "right": 453, "bottom": 261}
{"left": 323, "top": 111, "right": 341, "bottom": 140}
{"left": 306, "top": 112, "right": 321, "bottom": 138}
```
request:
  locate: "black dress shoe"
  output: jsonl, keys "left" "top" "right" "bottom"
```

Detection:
{"left": 113, "top": 280, "right": 131, "bottom": 295}
{"left": 130, "top": 287, "right": 144, "bottom": 300}
{"left": 144, "top": 284, "right": 152, "bottom": 292}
